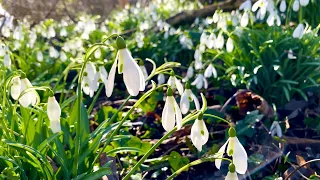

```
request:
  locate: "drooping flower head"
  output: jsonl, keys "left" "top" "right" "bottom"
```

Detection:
{"left": 180, "top": 81, "right": 200, "bottom": 114}
{"left": 167, "top": 70, "right": 184, "bottom": 95}
{"left": 270, "top": 121, "right": 282, "bottom": 137}
{"left": 190, "top": 112, "right": 209, "bottom": 151}
{"left": 215, "top": 127, "right": 248, "bottom": 174}
{"left": 47, "top": 94, "right": 61, "bottom": 133}
{"left": 106, "top": 36, "right": 146, "bottom": 97}
{"left": 162, "top": 87, "right": 182, "bottom": 132}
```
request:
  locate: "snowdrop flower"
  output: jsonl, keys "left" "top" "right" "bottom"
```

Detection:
{"left": 213, "top": 11, "right": 220, "bottom": 23}
{"left": 37, "top": 51, "right": 43, "bottom": 62}
{"left": 206, "top": 33, "right": 216, "bottom": 49}
{"left": 82, "top": 62, "right": 98, "bottom": 97}
{"left": 215, "top": 127, "right": 248, "bottom": 174}
{"left": 293, "top": 23, "right": 305, "bottom": 39}
{"left": 138, "top": 60, "right": 148, "bottom": 81}
{"left": 204, "top": 64, "right": 218, "bottom": 78}
{"left": 157, "top": 73, "right": 165, "bottom": 85}
{"left": 10, "top": 75, "right": 38, "bottom": 107}
{"left": 192, "top": 74, "right": 208, "bottom": 89}
{"left": 200, "top": 32, "right": 208, "bottom": 45}
{"left": 60, "top": 27, "right": 67, "bottom": 37}
{"left": 280, "top": 0, "right": 286, "bottom": 12}
{"left": 239, "top": 0, "right": 252, "bottom": 10}
{"left": 180, "top": 82, "right": 200, "bottom": 114}
{"left": 47, "top": 95, "right": 61, "bottom": 133}
{"left": 191, "top": 113, "right": 209, "bottom": 151}
{"left": 179, "top": 34, "right": 193, "bottom": 49}
{"left": 252, "top": 0, "right": 268, "bottom": 16}
{"left": 226, "top": 37, "right": 234, "bottom": 52}
{"left": 270, "top": 121, "right": 282, "bottom": 137}
{"left": 4, "top": 53, "right": 11, "bottom": 68}
{"left": 49, "top": 47, "right": 59, "bottom": 58}
{"left": 94, "top": 48, "right": 101, "bottom": 59}
{"left": 288, "top": 49, "right": 297, "bottom": 59}
{"left": 162, "top": 87, "right": 182, "bottom": 132}
{"left": 167, "top": 70, "right": 184, "bottom": 95}
{"left": 225, "top": 163, "right": 239, "bottom": 180}
{"left": 194, "top": 49, "right": 202, "bottom": 65}
{"left": 60, "top": 51, "right": 67, "bottom": 62}
{"left": 47, "top": 26, "right": 56, "bottom": 38}
{"left": 186, "top": 64, "right": 194, "bottom": 79}
{"left": 106, "top": 36, "right": 145, "bottom": 97}
{"left": 267, "top": 11, "right": 281, "bottom": 26}
{"left": 300, "top": 0, "right": 309, "bottom": 6}
{"left": 215, "top": 33, "right": 224, "bottom": 49}
{"left": 292, "top": 0, "right": 299, "bottom": 11}
{"left": 217, "top": 17, "right": 227, "bottom": 31}
{"left": 240, "top": 11, "right": 249, "bottom": 27}
{"left": 10, "top": 76, "right": 21, "bottom": 100}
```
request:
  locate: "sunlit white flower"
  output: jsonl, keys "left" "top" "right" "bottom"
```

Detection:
{"left": 11, "top": 76, "right": 38, "bottom": 107}
{"left": 266, "top": 11, "right": 281, "bottom": 26}
{"left": 213, "top": 11, "right": 220, "bottom": 23}
{"left": 215, "top": 33, "right": 224, "bottom": 49}
{"left": 239, "top": 0, "right": 252, "bottom": 10}
{"left": 186, "top": 64, "right": 194, "bottom": 79}
{"left": 4, "top": 53, "right": 11, "bottom": 68}
{"left": 192, "top": 74, "right": 208, "bottom": 89}
{"left": 82, "top": 62, "right": 98, "bottom": 97}
{"left": 60, "top": 51, "right": 67, "bottom": 62}
{"left": 179, "top": 34, "right": 193, "bottom": 49}
{"left": 167, "top": 71, "right": 184, "bottom": 95}
{"left": 139, "top": 63, "right": 148, "bottom": 81}
{"left": 106, "top": 36, "right": 145, "bottom": 97}
{"left": 300, "top": 0, "right": 309, "bottom": 6}
{"left": 292, "top": 0, "right": 300, "bottom": 11}
{"left": 217, "top": 16, "right": 227, "bottom": 31}
{"left": 94, "top": 48, "right": 101, "bottom": 59}
{"left": 10, "top": 76, "right": 21, "bottom": 100}
{"left": 215, "top": 127, "right": 248, "bottom": 174}
{"left": 226, "top": 37, "right": 234, "bottom": 52}
{"left": 288, "top": 49, "right": 297, "bottom": 59}
{"left": 180, "top": 82, "right": 200, "bottom": 114}
{"left": 252, "top": 0, "right": 268, "bottom": 16}
{"left": 225, "top": 164, "right": 239, "bottom": 180}
{"left": 240, "top": 11, "right": 249, "bottom": 27}
{"left": 206, "top": 33, "right": 216, "bottom": 49}
{"left": 37, "top": 51, "right": 43, "bottom": 62}
{"left": 47, "top": 96, "right": 61, "bottom": 133}
{"left": 60, "top": 27, "right": 67, "bottom": 37}
{"left": 200, "top": 32, "right": 208, "bottom": 45}
{"left": 204, "top": 64, "right": 218, "bottom": 78}
{"left": 293, "top": 23, "right": 305, "bottom": 39}
{"left": 47, "top": 26, "right": 56, "bottom": 38}
{"left": 49, "top": 47, "right": 59, "bottom": 58}
{"left": 157, "top": 73, "right": 165, "bottom": 85}
{"left": 191, "top": 113, "right": 209, "bottom": 151}
{"left": 162, "top": 87, "right": 182, "bottom": 132}
{"left": 280, "top": 0, "right": 287, "bottom": 12}
{"left": 270, "top": 121, "right": 282, "bottom": 137}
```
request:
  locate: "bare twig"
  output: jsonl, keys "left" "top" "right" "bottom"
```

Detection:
{"left": 284, "top": 159, "right": 320, "bottom": 180}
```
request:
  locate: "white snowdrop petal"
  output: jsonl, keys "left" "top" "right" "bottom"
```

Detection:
{"left": 50, "top": 120, "right": 61, "bottom": 133}
{"left": 204, "top": 65, "right": 213, "bottom": 78}
{"left": 226, "top": 38, "right": 234, "bottom": 52}
{"left": 203, "top": 77, "right": 208, "bottom": 89}
{"left": 175, "top": 77, "right": 184, "bottom": 95}
{"left": 233, "top": 137, "right": 248, "bottom": 174}
{"left": 173, "top": 98, "right": 183, "bottom": 129}
{"left": 10, "top": 77, "right": 21, "bottom": 100}
{"left": 215, "top": 139, "right": 229, "bottom": 169}
{"left": 293, "top": 0, "right": 300, "bottom": 11}
{"left": 162, "top": 96, "right": 175, "bottom": 132}
{"left": 106, "top": 59, "right": 117, "bottom": 97}
{"left": 241, "top": 12, "right": 249, "bottom": 27}
{"left": 157, "top": 73, "right": 165, "bottom": 85}
{"left": 122, "top": 50, "right": 142, "bottom": 96}
{"left": 191, "top": 93, "right": 200, "bottom": 110}
{"left": 167, "top": 76, "right": 176, "bottom": 89}
{"left": 280, "top": 0, "right": 286, "bottom": 12}
{"left": 225, "top": 172, "right": 239, "bottom": 180}
{"left": 47, "top": 96, "right": 61, "bottom": 122}
{"left": 187, "top": 65, "right": 194, "bottom": 78}
{"left": 180, "top": 91, "right": 190, "bottom": 114}
{"left": 300, "top": 0, "right": 309, "bottom": 6}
